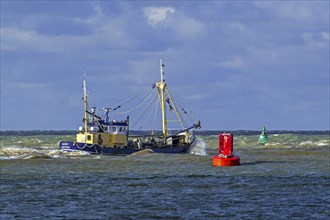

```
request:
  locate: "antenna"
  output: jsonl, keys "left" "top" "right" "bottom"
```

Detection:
{"left": 82, "top": 70, "right": 88, "bottom": 132}
{"left": 83, "top": 70, "right": 87, "bottom": 98}
{"left": 160, "top": 59, "right": 165, "bottom": 82}
{"left": 103, "top": 107, "right": 112, "bottom": 123}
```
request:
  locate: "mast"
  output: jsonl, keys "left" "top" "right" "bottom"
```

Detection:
{"left": 83, "top": 75, "right": 89, "bottom": 132}
{"left": 156, "top": 59, "right": 168, "bottom": 138}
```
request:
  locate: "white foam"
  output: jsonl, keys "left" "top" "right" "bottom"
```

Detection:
{"left": 316, "top": 141, "right": 328, "bottom": 146}
{"left": 189, "top": 137, "right": 207, "bottom": 156}
{"left": 299, "top": 140, "right": 329, "bottom": 147}
{"left": 0, "top": 146, "right": 37, "bottom": 156}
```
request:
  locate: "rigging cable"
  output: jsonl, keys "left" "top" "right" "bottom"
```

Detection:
{"left": 152, "top": 92, "right": 160, "bottom": 133}
{"left": 107, "top": 86, "right": 152, "bottom": 113}
{"left": 131, "top": 90, "right": 158, "bottom": 130}
{"left": 169, "top": 89, "right": 198, "bottom": 123}
{"left": 113, "top": 87, "right": 155, "bottom": 115}
{"left": 165, "top": 86, "right": 187, "bottom": 128}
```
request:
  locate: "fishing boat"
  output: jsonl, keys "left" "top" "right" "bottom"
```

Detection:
{"left": 59, "top": 60, "right": 201, "bottom": 155}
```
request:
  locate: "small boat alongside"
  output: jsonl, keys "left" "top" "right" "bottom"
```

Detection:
{"left": 59, "top": 60, "right": 201, "bottom": 155}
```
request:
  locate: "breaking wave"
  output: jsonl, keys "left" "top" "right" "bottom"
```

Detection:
{"left": 189, "top": 137, "right": 207, "bottom": 156}
{"left": 298, "top": 140, "right": 328, "bottom": 147}
{"left": 0, "top": 145, "right": 94, "bottom": 160}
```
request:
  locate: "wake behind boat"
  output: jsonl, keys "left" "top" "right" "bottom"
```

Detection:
{"left": 59, "top": 60, "right": 201, "bottom": 155}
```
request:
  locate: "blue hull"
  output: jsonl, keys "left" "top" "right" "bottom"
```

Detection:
{"left": 59, "top": 141, "right": 191, "bottom": 155}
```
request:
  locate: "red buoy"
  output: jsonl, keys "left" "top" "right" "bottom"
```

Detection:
{"left": 212, "top": 133, "right": 240, "bottom": 166}
{"left": 212, "top": 155, "right": 240, "bottom": 166}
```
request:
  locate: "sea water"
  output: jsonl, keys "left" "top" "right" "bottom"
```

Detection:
{"left": 0, "top": 132, "right": 329, "bottom": 219}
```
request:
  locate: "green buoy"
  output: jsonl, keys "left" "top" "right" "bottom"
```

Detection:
{"left": 258, "top": 126, "right": 268, "bottom": 144}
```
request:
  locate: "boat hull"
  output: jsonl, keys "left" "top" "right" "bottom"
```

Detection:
{"left": 59, "top": 141, "right": 192, "bottom": 155}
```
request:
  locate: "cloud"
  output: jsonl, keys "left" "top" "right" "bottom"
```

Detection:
{"left": 75, "top": 3, "right": 108, "bottom": 29}
{"left": 143, "top": 6, "right": 204, "bottom": 39}
{"left": 277, "top": 3, "right": 313, "bottom": 21}
{"left": 171, "top": 13, "right": 204, "bottom": 39}
{"left": 143, "top": 6, "right": 175, "bottom": 26}
{"left": 86, "top": 4, "right": 105, "bottom": 25}
{"left": 321, "top": 32, "right": 330, "bottom": 41}
{"left": 1, "top": 1, "right": 329, "bottom": 130}
{"left": 0, "top": 27, "right": 66, "bottom": 52}
{"left": 255, "top": 1, "right": 328, "bottom": 23}
{"left": 184, "top": 93, "right": 209, "bottom": 101}
{"left": 223, "top": 22, "right": 246, "bottom": 32}
{"left": 1, "top": 27, "right": 102, "bottom": 56}
{"left": 220, "top": 58, "right": 246, "bottom": 69}
{"left": 1, "top": 3, "right": 141, "bottom": 54}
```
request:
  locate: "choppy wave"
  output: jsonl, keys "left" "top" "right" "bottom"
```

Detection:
{"left": 0, "top": 133, "right": 328, "bottom": 160}
{"left": 298, "top": 140, "right": 329, "bottom": 147}
{"left": 0, "top": 145, "right": 95, "bottom": 160}
{"left": 256, "top": 138, "right": 329, "bottom": 149}
{"left": 201, "top": 133, "right": 329, "bottom": 150}
{"left": 0, "top": 141, "right": 209, "bottom": 160}
{"left": 0, "top": 146, "right": 55, "bottom": 160}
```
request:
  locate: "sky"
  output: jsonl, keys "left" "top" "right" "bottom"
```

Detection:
{"left": 1, "top": 0, "right": 329, "bottom": 131}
